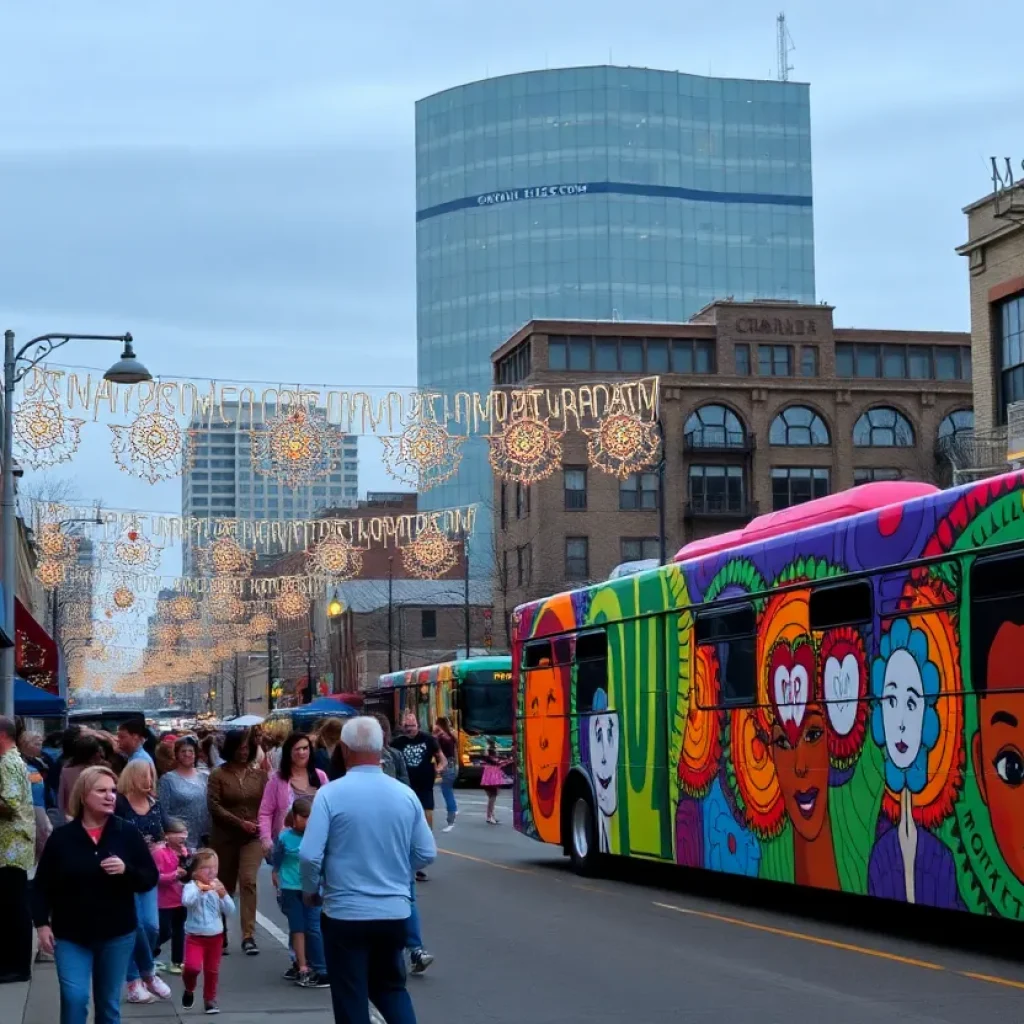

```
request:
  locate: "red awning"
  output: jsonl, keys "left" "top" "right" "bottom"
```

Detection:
{"left": 16, "top": 597, "right": 58, "bottom": 694}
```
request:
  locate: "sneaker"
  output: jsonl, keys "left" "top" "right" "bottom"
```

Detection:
{"left": 296, "top": 970, "right": 330, "bottom": 989}
{"left": 182, "top": 990, "right": 195, "bottom": 1009}
{"left": 282, "top": 964, "right": 300, "bottom": 982}
{"left": 415, "top": 870, "right": 428, "bottom": 882}
{"left": 241, "top": 938, "right": 259, "bottom": 956}
{"left": 168, "top": 963, "right": 183, "bottom": 975}
{"left": 34, "top": 950, "right": 54, "bottom": 964}
{"left": 127, "top": 980, "right": 156, "bottom": 1004}
{"left": 152, "top": 960, "right": 169, "bottom": 973}
{"left": 205, "top": 1001, "right": 220, "bottom": 1014}
{"left": 442, "top": 823, "right": 456, "bottom": 833}
{"left": 410, "top": 948, "right": 434, "bottom": 974}
{"left": 145, "top": 974, "right": 172, "bottom": 1000}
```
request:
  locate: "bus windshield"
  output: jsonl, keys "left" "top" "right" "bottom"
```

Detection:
{"left": 459, "top": 671, "right": 513, "bottom": 734}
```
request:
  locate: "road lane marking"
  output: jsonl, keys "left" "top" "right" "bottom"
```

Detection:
{"left": 957, "top": 970, "right": 1024, "bottom": 991}
{"left": 572, "top": 882, "right": 621, "bottom": 896}
{"left": 652, "top": 901, "right": 944, "bottom": 971}
{"left": 438, "top": 848, "right": 537, "bottom": 875}
{"left": 255, "top": 910, "right": 291, "bottom": 948}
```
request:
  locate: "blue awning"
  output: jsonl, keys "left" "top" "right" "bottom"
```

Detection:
{"left": 15, "top": 676, "right": 66, "bottom": 717}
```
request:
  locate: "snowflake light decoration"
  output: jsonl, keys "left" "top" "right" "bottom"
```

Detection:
{"left": 36, "top": 560, "right": 66, "bottom": 590}
{"left": 109, "top": 411, "right": 186, "bottom": 484}
{"left": 111, "top": 584, "right": 136, "bottom": 611}
{"left": 202, "top": 536, "right": 254, "bottom": 577}
{"left": 402, "top": 522, "right": 459, "bottom": 579}
{"left": 13, "top": 399, "right": 85, "bottom": 468}
{"left": 584, "top": 412, "right": 661, "bottom": 479}
{"left": 275, "top": 588, "right": 309, "bottom": 621}
{"left": 380, "top": 420, "right": 464, "bottom": 491}
{"left": 307, "top": 535, "right": 362, "bottom": 581}
{"left": 209, "top": 593, "right": 245, "bottom": 623}
{"left": 251, "top": 405, "right": 341, "bottom": 488}
{"left": 180, "top": 620, "right": 204, "bottom": 643}
{"left": 486, "top": 416, "right": 563, "bottom": 485}
{"left": 155, "top": 623, "right": 180, "bottom": 647}
{"left": 246, "top": 611, "right": 276, "bottom": 638}
{"left": 113, "top": 528, "right": 160, "bottom": 571}
{"left": 168, "top": 596, "right": 198, "bottom": 622}
{"left": 38, "top": 523, "right": 79, "bottom": 561}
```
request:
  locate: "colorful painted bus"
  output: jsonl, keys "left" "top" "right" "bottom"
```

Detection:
{"left": 513, "top": 471, "right": 1024, "bottom": 922}
{"left": 367, "top": 656, "right": 513, "bottom": 784}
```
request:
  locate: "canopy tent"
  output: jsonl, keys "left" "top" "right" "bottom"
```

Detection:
{"left": 14, "top": 676, "right": 66, "bottom": 717}
{"left": 224, "top": 714, "right": 265, "bottom": 728}
{"left": 292, "top": 697, "right": 357, "bottom": 718}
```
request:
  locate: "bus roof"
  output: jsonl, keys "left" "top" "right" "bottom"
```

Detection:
{"left": 513, "top": 470, "right": 1024, "bottom": 634}
{"left": 376, "top": 655, "right": 511, "bottom": 688}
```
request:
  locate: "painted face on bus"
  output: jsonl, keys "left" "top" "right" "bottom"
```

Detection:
{"left": 587, "top": 692, "right": 619, "bottom": 820}
{"left": 523, "top": 661, "right": 568, "bottom": 843}
{"left": 880, "top": 649, "right": 927, "bottom": 771}
{"left": 974, "top": 621, "right": 1024, "bottom": 882}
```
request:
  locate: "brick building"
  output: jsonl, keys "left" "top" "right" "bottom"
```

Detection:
{"left": 956, "top": 174, "right": 1024, "bottom": 458}
{"left": 491, "top": 299, "right": 973, "bottom": 608}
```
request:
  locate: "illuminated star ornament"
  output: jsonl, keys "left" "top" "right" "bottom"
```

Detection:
{"left": 202, "top": 536, "right": 254, "bottom": 577}
{"left": 110, "top": 411, "right": 186, "bottom": 484}
{"left": 275, "top": 588, "right": 309, "bottom": 621}
{"left": 584, "top": 412, "right": 661, "bottom": 479}
{"left": 13, "top": 399, "right": 85, "bottom": 468}
{"left": 380, "top": 420, "right": 464, "bottom": 491}
{"left": 35, "top": 560, "right": 66, "bottom": 590}
{"left": 402, "top": 521, "right": 459, "bottom": 579}
{"left": 113, "top": 528, "right": 160, "bottom": 571}
{"left": 38, "top": 523, "right": 79, "bottom": 561}
{"left": 486, "top": 416, "right": 564, "bottom": 485}
{"left": 246, "top": 611, "right": 276, "bottom": 638}
{"left": 307, "top": 535, "right": 363, "bottom": 581}
{"left": 251, "top": 405, "right": 341, "bottom": 488}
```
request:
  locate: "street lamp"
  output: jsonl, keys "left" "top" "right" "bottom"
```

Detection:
{"left": 1, "top": 329, "right": 151, "bottom": 719}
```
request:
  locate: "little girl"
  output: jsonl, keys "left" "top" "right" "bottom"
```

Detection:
{"left": 181, "top": 848, "right": 234, "bottom": 1015}
{"left": 479, "top": 739, "right": 513, "bottom": 824}
{"left": 153, "top": 818, "right": 191, "bottom": 974}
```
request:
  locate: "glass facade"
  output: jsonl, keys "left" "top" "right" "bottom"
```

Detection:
{"left": 415, "top": 66, "right": 815, "bottom": 574}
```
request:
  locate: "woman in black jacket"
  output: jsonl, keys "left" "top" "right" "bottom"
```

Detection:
{"left": 33, "top": 765, "right": 158, "bottom": 1024}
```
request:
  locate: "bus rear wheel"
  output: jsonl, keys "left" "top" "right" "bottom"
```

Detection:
{"left": 567, "top": 792, "right": 600, "bottom": 876}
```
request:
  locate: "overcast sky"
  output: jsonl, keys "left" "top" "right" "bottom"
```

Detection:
{"left": 1, "top": 0, "right": 1019, "bottom": 542}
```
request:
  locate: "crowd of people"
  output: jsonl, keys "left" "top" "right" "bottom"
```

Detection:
{"left": 0, "top": 708, "right": 511, "bottom": 1024}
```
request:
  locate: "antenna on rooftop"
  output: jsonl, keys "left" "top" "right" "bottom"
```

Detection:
{"left": 776, "top": 12, "right": 794, "bottom": 81}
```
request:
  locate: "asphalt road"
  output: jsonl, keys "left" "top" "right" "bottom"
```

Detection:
{"left": 28, "top": 788, "right": 1024, "bottom": 1023}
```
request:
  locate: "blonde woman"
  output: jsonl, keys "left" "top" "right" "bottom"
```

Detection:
{"left": 32, "top": 766, "right": 158, "bottom": 1024}
{"left": 114, "top": 759, "right": 172, "bottom": 1003}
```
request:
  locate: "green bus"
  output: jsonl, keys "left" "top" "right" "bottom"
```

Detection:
{"left": 367, "top": 656, "right": 513, "bottom": 784}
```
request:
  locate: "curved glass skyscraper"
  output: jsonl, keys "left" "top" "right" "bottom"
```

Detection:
{"left": 415, "top": 65, "right": 814, "bottom": 579}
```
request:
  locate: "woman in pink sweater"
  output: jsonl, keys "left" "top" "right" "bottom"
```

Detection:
{"left": 258, "top": 732, "right": 327, "bottom": 854}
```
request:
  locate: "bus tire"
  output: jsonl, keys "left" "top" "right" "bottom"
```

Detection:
{"left": 566, "top": 789, "right": 601, "bottom": 876}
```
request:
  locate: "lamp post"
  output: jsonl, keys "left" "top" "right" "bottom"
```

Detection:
{"left": 327, "top": 591, "right": 344, "bottom": 692}
{"left": 1, "top": 330, "right": 150, "bottom": 719}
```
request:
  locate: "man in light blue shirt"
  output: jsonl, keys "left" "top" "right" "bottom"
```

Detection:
{"left": 300, "top": 716, "right": 435, "bottom": 1024}
{"left": 116, "top": 719, "right": 154, "bottom": 767}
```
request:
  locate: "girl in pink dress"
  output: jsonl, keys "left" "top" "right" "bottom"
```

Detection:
{"left": 479, "top": 739, "right": 513, "bottom": 825}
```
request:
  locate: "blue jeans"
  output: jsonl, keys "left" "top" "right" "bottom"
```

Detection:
{"left": 405, "top": 883, "right": 422, "bottom": 951}
{"left": 439, "top": 767, "right": 458, "bottom": 824}
{"left": 55, "top": 932, "right": 136, "bottom": 1024}
{"left": 279, "top": 890, "right": 326, "bottom": 974}
{"left": 321, "top": 915, "right": 417, "bottom": 1024}
{"left": 126, "top": 886, "right": 158, "bottom": 982}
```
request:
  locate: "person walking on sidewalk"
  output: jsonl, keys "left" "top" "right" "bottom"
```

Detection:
{"left": 180, "top": 848, "right": 235, "bottom": 1015}
{"left": 153, "top": 818, "right": 192, "bottom": 974}
{"left": 157, "top": 736, "right": 210, "bottom": 848}
{"left": 300, "top": 716, "right": 436, "bottom": 1024}
{"left": 392, "top": 712, "right": 445, "bottom": 882}
{"left": 0, "top": 715, "right": 35, "bottom": 984}
{"left": 207, "top": 728, "right": 267, "bottom": 956}
{"left": 433, "top": 718, "right": 458, "bottom": 832}
{"left": 33, "top": 765, "right": 158, "bottom": 1024}
{"left": 272, "top": 797, "right": 329, "bottom": 989}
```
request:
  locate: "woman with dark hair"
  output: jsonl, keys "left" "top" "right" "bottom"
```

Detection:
{"left": 310, "top": 718, "right": 343, "bottom": 776}
{"left": 434, "top": 716, "right": 459, "bottom": 832}
{"left": 258, "top": 732, "right": 328, "bottom": 857}
{"left": 58, "top": 735, "right": 106, "bottom": 822}
{"left": 157, "top": 737, "right": 210, "bottom": 848}
{"left": 206, "top": 729, "right": 266, "bottom": 956}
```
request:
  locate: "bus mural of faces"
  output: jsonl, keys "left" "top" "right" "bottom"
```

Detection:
{"left": 513, "top": 470, "right": 1024, "bottom": 923}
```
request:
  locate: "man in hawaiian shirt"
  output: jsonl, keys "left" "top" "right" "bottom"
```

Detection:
{"left": 0, "top": 716, "right": 35, "bottom": 983}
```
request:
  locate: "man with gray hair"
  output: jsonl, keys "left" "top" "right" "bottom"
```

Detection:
{"left": 299, "top": 715, "right": 436, "bottom": 1024}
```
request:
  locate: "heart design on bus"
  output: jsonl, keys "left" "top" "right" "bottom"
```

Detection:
{"left": 823, "top": 652, "right": 860, "bottom": 736}
{"left": 770, "top": 640, "right": 814, "bottom": 736}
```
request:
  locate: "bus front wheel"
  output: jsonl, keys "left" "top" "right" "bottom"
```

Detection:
{"left": 567, "top": 792, "right": 600, "bottom": 876}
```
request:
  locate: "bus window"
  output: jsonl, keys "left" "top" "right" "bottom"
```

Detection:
{"left": 524, "top": 639, "right": 551, "bottom": 669}
{"left": 971, "top": 551, "right": 1024, "bottom": 690}
{"left": 576, "top": 630, "right": 608, "bottom": 712}
{"left": 810, "top": 580, "right": 872, "bottom": 630}
{"left": 695, "top": 603, "right": 756, "bottom": 707}
{"left": 552, "top": 636, "right": 572, "bottom": 665}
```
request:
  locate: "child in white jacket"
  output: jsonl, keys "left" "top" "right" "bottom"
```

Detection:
{"left": 181, "top": 848, "right": 235, "bottom": 1015}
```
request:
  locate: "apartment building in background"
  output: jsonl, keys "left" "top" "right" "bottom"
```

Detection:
{"left": 491, "top": 299, "right": 973, "bottom": 609}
